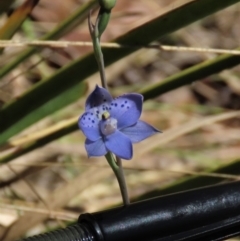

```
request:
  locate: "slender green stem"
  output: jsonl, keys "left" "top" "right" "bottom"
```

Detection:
{"left": 105, "top": 152, "right": 130, "bottom": 205}
{"left": 90, "top": 1, "right": 129, "bottom": 205}
{"left": 88, "top": 11, "right": 108, "bottom": 89}
{"left": 94, "top": 35, "right": 107, "bottom": 89}
{"left": 116, "top": 156, "right": 130, "bottom": 204}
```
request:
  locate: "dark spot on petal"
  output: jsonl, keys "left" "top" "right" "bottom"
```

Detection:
{"left": 92, "top": 120, "right": 95, "bottom": 123}
{"left": 115, "top": 103, "right": 117, "bottom": 107}
{"left": 111, "top": 103, "right": 114, "bottom": 106}
{"left": 83, "top": 117, "right": 85, "bottom": 120}
{"left": 97, "top": 110, "right": 99, "bottom": 114}
{"left": 125, "top": 100, "right": 127, "bottom": 103}
{"left": 91, "top": 113, "right": 93, "bottom": 115}
{"left": 121, "top": 104, "right": 124, "bottom": 108}
{"left": 127, "top": 106, "right": 130, "bottom": 109}
{"left": 88, "top": 118, "right": 91, "bottom": 120}
{"left": 109, "top": 107, "right": 111, "bottom": 110}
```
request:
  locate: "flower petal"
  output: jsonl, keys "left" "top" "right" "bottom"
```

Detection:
{"left": 78, "top": 110, "right": 101, "bottom": 141}
{"left": 109, "top": 93, "right": 143, "bottom": 129}
{"left": 85, "top": 85, "right": 113, "bottom": 110}
{"left": 121, "top": 120, "right": 161, "bottom": 143}
{"left": 105, "top": 130, "right": 133, "bottom": 160}
{"left": 85, "top": 138, "right": 107, "bottom": 157}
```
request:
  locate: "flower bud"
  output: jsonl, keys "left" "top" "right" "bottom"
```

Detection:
{"left": 98, "top": 0, "right": 116, "bottom": 11}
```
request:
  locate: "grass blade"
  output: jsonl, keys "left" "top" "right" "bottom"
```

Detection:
{"left": 0, "top": 0, "right": 97, "bottom": 79}
{"left": 0, "top": 117, "right": 78, "bottom": 164}
{"left": 0, "top": 0, "right": 39, "bottom": 40}
{"left": 0, "top": 82, "right": 87, "bottom": 146}
{"left": 140, "top": 49, "right": 240, "bottom": 100}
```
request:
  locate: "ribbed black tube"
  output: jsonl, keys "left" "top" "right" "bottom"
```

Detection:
{"left": 79, "top": 181, "right": 240, "bottom": 241}
{"left": 19, "top": 223, "right": 96, "bottom": 241}
{"left": 18, "top": 181, "right": 240, "bottom": 241}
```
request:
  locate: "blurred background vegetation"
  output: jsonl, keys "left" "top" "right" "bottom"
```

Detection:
{"left": 0, "top": 0, "right": 240, "bottom": 240}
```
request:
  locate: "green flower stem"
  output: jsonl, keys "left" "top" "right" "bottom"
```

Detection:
{"left": 93, "top": 35, "right": 107, "bottom": 89}
{"left": 88, "top": 12, "right": 108, "bottom": 89}
{"left": 91, "top": 1, "right": 129, "bottom": 206}
{"left": 105, "top": 152, "right": 130, "bottom": 205}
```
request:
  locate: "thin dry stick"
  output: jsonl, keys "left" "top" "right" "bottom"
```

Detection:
{"left": 7, "top": 165, "right": 49, "bottom": 210}
{"left": 134, "top": 111, "right": 240, "bottom": 160}
{"left": 161, "top": 169, "right": 240, "bottom": 180}
{"left": 9, "top": 111, "right": 240, "bottom": 149}
{"left": 0, "top": 58, "right": 44, "bottom": 88}
{"left": 1, "top": 167, "right": 112, "bottom": 241}
{"left": 9, "top": 116, "right": 78, "bottom": 146}
{"left": 9, "top": 161, "right": 240, "bottom": 180}
{"left": 0, "top": 203, "right": 78, "bottom": 221}
{"left": 0, "top": 40, "right": 240, "bottom": 55}
{"left": 6, "top": 165, "right": 65, "bottom": 227}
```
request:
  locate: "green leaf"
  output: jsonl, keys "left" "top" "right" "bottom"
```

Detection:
{"left": 140, "top": 50, "right": 240, "bottom": 100}
{"left": 0, "top": 81, "right": 87, "bottom": 145}
{"left": 0, "top": 117, "right": 78, "bottom": 164}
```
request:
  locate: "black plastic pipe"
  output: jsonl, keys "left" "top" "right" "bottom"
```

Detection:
{"left": 19, "top": 181, "right": 240, "bottom": 241}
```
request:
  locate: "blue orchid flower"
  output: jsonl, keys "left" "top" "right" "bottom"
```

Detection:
{"left": 78, "top": 85, "right": 160, "bottom": 160}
